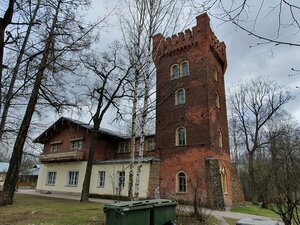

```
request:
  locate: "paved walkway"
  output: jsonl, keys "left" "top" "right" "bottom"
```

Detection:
{"left": 17, "top": 189, "right": 283, "bottom": 225}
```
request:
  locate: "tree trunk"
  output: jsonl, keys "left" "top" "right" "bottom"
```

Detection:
{"left": 134, "top": 43, "right": 151, "bottom": 200}
{"left": 80, "top": 122, "right": 100, "bottom": 201}
{"left": 128, "top": 67, "right": 139, "bottom": 200}
{"left": 248, "top": 151, "right": 258, "bottom": 204}
{"left": 0, "top": 0, "right": 61, "bottom": 206}
{"left": 0, "top": 0, "right": 15, "bottom": 114}
{"left": 0, "top": 0, "right": 41, "bottom": 141}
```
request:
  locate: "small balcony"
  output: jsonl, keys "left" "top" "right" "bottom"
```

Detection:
{"left": 39, "top": 150, "right": 84, "bottom": 163}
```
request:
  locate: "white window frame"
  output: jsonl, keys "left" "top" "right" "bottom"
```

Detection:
{"left": 176, "top": 127, "right": 186, "bottom": 146}
{"left": 117, "top": 171, "right": 125, "bottom": 189}
{"left": 118, "top": 142, "right": 129, "bottom": 153}
{"left": 175, "top": 89, "right": 185, "bottom": 105}
{"left": 180, "top": 61, "right": 189, "bottom": 77}
{"left": 70, "top": 140, "right": 83, "bottom": 150}
{"left": 47, "top": 171, "right": 56, "bottom": 185}
{"left": 68, "top": 171, "right": 79, "bottom": 186}
{"left": 147, "top": 139, "right": 155, "bottom": 151}
{"left": 98, "top": 171, "right": 106, "bottom": 188}
{"left": 170, "top": 64, "right": 179, "bottom": 80}
{"left": 176, "top": 171, "right": 187, "bottom": 193}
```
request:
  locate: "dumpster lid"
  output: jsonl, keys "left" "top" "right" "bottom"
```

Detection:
{"left": 143, "top": 199, "right": 177, "bottom": 206}
{"left": 103, "top": 200, "right": 153, "bottom": 213}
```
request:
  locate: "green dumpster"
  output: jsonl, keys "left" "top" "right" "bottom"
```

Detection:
{"left": 144, "top": 199, "right": 177, "bottom": 225}
{"left": 104, "top": 201, "right": 152, "bottom": 225}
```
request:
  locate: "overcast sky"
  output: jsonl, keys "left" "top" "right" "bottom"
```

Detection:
{"left": 60, "top": 0, "right": 300, "bottom": 130}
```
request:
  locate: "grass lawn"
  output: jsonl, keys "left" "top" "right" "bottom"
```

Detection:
{"left": 0, "top": 194, "right": 105, "bottom": 225}
{"left": 230, "top": 204, "right": 280, "bottom": 219}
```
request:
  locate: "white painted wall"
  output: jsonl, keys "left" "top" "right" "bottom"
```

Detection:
{"left": 36, "top": 161, "right": 151, "bottom": 198}
{"left": 90, "top": 163, "right": 151, "bottom": 198}
{"left": 36, "top": 162, "right": 87, "bottom": 194}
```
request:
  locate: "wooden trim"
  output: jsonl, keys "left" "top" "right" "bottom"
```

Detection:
{"left": 70, "top": 137, "right": 84, "bottom": 142}
{"left": 50, "top": 140, "right": 62, "bottom": 145}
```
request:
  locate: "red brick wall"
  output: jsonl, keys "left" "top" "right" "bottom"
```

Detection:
{"left": 43, "top": 124, "right": 117, "bottom": 161}
{"left": 153, "top": 13, "right": 232, "bottom": 205}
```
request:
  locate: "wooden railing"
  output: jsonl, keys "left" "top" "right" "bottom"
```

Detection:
{"left": 39, "top": 150, "right": 84, "bottom": 162}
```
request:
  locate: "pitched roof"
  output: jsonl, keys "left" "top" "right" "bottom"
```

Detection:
{"left": 34, "top": 117, "right": 127, "bottom": 144}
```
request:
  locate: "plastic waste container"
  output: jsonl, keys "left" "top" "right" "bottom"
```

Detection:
{"left": 144, "top": 199, "right": 177, "bottom": 225}
{"left": 236, "top": 218, "right": 279, "bottom": 225}
{"left": 104, "top": 201, "right": 152, "bottom": 225}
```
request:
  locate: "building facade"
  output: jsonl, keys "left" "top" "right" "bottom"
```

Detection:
{"left": 36, "top": 13, "right": 233, "bottom": 207}
{"left": 152, "top": 13, "right": 232, "bottom": 207}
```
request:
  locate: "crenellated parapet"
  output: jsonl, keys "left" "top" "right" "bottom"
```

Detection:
{"left": 153, "top": 13, "right": 226, "bottom": 69}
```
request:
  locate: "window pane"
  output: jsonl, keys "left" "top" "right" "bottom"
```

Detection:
{"left": 178, "top": 128, "right": 186, "bottom": 145}
{"left": 68, "top": 171, "right": 79, "bottom": 186}
{"left": 181, "top": 62, "right": 189, "bottom": 77}
{"left": 171, "top": 65, "right": 179, "bottom": 79}
{"left": 176, "top": 89, "right": 185, "bottom": 105}
{"left": 51, "top": 144, "right": 61, "bottom": 152}
{"left": 98, "top": 171, "right": 105, "bottom": 188}
{"left": 147, "top": 139, "right": 155, "bottom": 151}
{"left": 71, "top": 140, "right": 83, "bottom": 150}
{"left": 117, "top": 171, "right": 125, "bottom": 188}
{"left": 178, "top": 172, "right": 186, "bottom": 192}
{"left": 47, "top": 172, "right": 56, "bottom": 185}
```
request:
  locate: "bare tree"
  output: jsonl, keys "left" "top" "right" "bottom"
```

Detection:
{"left": 191, "top": 0, "right": 300, "bottom": 47}
{"left": 229, "top": 77, "right": 292, "bottom": 204}
{"left": 0, "top": 0, "right": 41, "bottom": 142}
{"left": 0, "top": 0, "right": 15, "bottom": 111}
{"left": 0, "top": 0, "right": 94, "bottom": 206}
{"left": 80, "top": 42, "right": 133, "bottom": 202}
{"left": 257, "top": 116, "right": 300, "bottom": 225}
{"left": 120, "top": 0, "right": 186, "bottom": 200}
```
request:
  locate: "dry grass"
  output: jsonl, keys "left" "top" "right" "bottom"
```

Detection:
{"left": 0, "top": 194, "right": 105, "bottom": 225}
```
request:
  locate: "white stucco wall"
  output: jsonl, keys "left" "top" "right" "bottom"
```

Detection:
{"left": 90, "top": 163, "right": 151, "bottom": 198}
{"left": 36, "top": 162, "right": 87, "bottom": 194}
{"left": 36, "top": 161, "right": 151, "bottom": 198}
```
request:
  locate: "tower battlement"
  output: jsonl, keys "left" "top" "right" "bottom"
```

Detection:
{"left": 153, "top": 13, "right": 226, "bottom": 66}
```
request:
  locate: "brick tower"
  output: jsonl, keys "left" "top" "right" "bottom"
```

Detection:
{"left": 153, "top": 13, "right": 232, "bottom": 207}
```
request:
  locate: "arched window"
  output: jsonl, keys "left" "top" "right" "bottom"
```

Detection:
{"left": 177, "top": 171, "right": 187, "bottom": 192}
{"left": 216, "top": 91, "right": 220, "bottom": 108}
{"left": 220, "top": 166, "right": 227, "bottom": 193}
{"left": 175, "top": 89, "right": 185, "bottom": 105}
{"left": 218, "top": 129, "right": 223, "bottom": 148}
{"left": 176, "top": 127, "right": 186, "bottom": 146}
{"left": 171, "top": 64, "right": 179, "bottom": 80}
{"left": 181, "top": 61, "right": 189, "bottom": 77}
{"left": 213, "top": 67, "right": 218, "bottom": 81}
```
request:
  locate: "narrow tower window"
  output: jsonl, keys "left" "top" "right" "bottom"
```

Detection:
{"left": 220, "top": 166, "right": 228, "bottom": 193}
{"left": 181, "top": 61, "right": 189, "bottom": 77}
{"left": 177, "top": 171, "right": 187, "bottom": 192}
{"left": 176, "top": 127, "right": 186, "bottom": 146}
{"left": 175, "top": 89, "right": 185, "bottom": 105}
{"left": 218, "top": 129, "right": 223, "bottom": 148}
{"left": 213, "top": 67, "right": 218, "bottom": 81}
{"left": 216, "top": 91, "right": 220, "bottom": 108}
{"left": 171, "top": 64, "right": 179, "bottom": 80}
